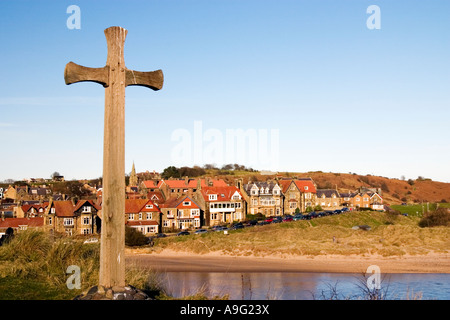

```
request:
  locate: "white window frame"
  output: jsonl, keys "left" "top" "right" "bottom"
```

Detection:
{"left": 64, "top": 218, "right": 74, "bottom": 226}
{"left": 209, "top": 194, "right": 217, "bottom": 201}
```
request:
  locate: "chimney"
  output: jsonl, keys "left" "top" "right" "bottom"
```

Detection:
{"left": 184, "top": 176, "right": 189, "bottom": 186}
{"left": 197, "top": 179, "right": 202, "bottom": 191}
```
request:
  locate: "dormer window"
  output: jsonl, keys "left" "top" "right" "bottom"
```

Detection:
{"left": 183, "top": 201, "right": 191, "bottom": 206}
{"left": 209, "top": 194, "right": 217, "bottom": 201}
{"left": 304, "top": 186, "right": 308, "bottom": 191}
{"left": 146, "top": 204, "right": 153, "bottom": 209}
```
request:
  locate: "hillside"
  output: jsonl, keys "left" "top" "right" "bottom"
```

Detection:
{"left": 203, "top": 170, "right": 450, "bottom": 205}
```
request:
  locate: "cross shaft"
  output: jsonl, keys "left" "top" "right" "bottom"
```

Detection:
{"left": 64, "top": 26, "right": 163, "bottom": 288}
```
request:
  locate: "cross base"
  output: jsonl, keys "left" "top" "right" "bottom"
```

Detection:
{"left": 73, "top": 285, "right": 152, "bottom": 300}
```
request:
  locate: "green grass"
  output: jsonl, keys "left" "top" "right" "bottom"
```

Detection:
{"left": 0, "top": 277, "right": 81, "bottom": 300}
{"left": 148, "top": 210, "right": 449, "bottom": 257}
{"left": 391, "top": 202, "right": 450, "bottom": 217}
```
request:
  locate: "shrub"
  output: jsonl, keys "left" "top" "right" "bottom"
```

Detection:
{"left": 125, "top": 226, "right": 149, "bottom": 247}
{"left": 418, "top": 208, "right": 450, "bottom": 228}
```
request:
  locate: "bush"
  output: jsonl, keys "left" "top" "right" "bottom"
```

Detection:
{"left": 418, "top": 208, "right": 450, "bottom": 228}
{"left": 125, "top": 226, "right": 149, "bottom": 247}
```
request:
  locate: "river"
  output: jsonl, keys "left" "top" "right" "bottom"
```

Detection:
{"left": 156, "top": 272, "right": 450, "bottom": 300}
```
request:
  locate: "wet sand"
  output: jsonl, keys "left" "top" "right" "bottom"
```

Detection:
{"left": 126, "top": 250, "right": 450, "bottom": 274}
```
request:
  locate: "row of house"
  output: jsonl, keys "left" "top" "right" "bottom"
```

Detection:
{"left": 1, "top": 177, "right": 383, "bottom": 237}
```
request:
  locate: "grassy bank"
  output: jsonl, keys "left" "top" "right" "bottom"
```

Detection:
{"left": 147, "top": 211, "right": 450, "bottom": 257}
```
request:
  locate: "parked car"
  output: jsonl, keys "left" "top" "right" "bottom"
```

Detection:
{"left": 293, "top": 214, "right": 303, "bottom": 221}
{"left": 274, "top": 216, "right": 283, "bottom": 223}
{"left": 282, "top": 215, "right": 293, "bottom": 222}
{"left": 230, "top": 223, "right": 244, "bottom": 230}
{"left": 264, "top": 217, "right": 274, "bottom": 223}
{"left": 194, "top": 229, "right": 208, "bottom": 234}
{"left": 333, "top": 209, "right": 342, "bottom": 214}
{"left": 213, "top": 226, "right": 228, "bottom": 232}
{"left": 177, "top": 231, "right": 190, "bottom": 236}
{"left": 246, "top": 220, "right": 258, "bottom": 226}
{"left": 155, "top": 233, "right": 167, "bottom": 238}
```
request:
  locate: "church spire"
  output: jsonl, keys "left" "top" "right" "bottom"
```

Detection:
{"left": 129, "top": 161, "right": 138, "bottom": 187}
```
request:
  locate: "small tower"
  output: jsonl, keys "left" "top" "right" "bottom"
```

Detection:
{"left": 129, "top": 161, "right": 138, "bottom": 187}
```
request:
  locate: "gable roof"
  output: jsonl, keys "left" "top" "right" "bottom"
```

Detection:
{"left": 279, "top": 179, "right": 317, "bottom": 193}
{"left": 0, "top": 217, "right": 44, "bottom": 230}
{"left": 243, "top": 181, "right": 280, "bottom": 194}
{"left": 159, "top": 195, "right": 201, "bottom": 209}
{"left": 73, "top": 200, "right": 101, "bottom": 212}
{"left": 51, "top": 201, "right": 75, "bottom": 217}
{"left": 125, "top": 199, "right": 150, "bottom": 214}
{"left": 199, "top": 186, "right": 243, "bottom": 202}
{"left": 317, "top": 189, "right": 340, "bottom": 198}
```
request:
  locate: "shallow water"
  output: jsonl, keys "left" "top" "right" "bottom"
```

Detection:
{"left": 158, "top": 272, "right": 450, "bottom": 300}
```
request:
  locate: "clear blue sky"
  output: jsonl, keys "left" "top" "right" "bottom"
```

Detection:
{"left": 0, "top": 0, "right": 449, "bottom": 182}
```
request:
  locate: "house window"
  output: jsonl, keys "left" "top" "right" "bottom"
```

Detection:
{"left": 273, "top": 190, "right": 279, "bottom": 195}
{"left": 82, "top": 228, "right": 91, "bottom": 235}
{"left": 48, "top": 217, "right": 52, "bottom": 225}
{"left": 209, "top": 194, "right": 217, "bottom": 201}
{"left": 232, "top": 194, "right": 240, "bottom": 200}
{"left": 305, "top": 186, "right": 308, "bottom": 191}
{"left": 235, "top": 203, "right": 241, "bottom": 209}
{"left": 82, "top": 206, "right": 91, "bottom": 213}
{"left": 363, "top": 197, "right": 369, "bottom": 202}
{"left": 51, "top": 208, "right": 55, "bottom": 214}
{"left": 145, "top": 204, "right": 153, "bottom": 209}
{"left": 83, "top": 217, "right": 90, "bottom": 225}
{"left": 211, "top": 213, "right": 218, "bottom": 220}
{"left": 163, "top": 220, "right": 169, "bottom": 227}
{"left": 139, "top": 213, "right": 142, "bottom": 220}
{"left": 183, "top": 201, "right": 191, "bottom": 206}
{"left": 356, "top": 198, "right": 360, "bottom": 202}
{"left": 289, "top": 202, "right": 297, "bottom": 209}
{"left": 128, "top": 214, "right": 134, "bottom": 220}
{"left": 147, "top": 212, "right": 152, "bottom": 220}
{"left": 64, "top": 218, "right": 74, "bottom": 226}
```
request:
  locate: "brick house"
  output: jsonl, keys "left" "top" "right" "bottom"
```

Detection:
{"left": 316, "top": 189, "right": 341, "bottom": 210}
{"left": 44, "top": 199, "right": 101, "bottom": 236}
{"left": 125, "top": 198, "right": 161, "bottom": 235}
{"left": 194, "top": 186, "right": 245, "bottom": 226}
{"left": 279, "top": 178, "right": 317, "bottom": 214}
{"left": 243, "top": 181, "right": 283, "bottom": 216}
{"left": 160, "top": 195, "right": 202, "bottom": 231}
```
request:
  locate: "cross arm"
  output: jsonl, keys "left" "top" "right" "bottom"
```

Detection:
{"left": 64, "top": 61, "right": 109, "bottom": 87}
{"left": 125, "top": 69, "right": 164, "bottom": 90}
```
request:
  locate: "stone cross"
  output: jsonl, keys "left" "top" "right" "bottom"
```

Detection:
{"left": 64, "top": 26, "right": 163, "bottom": 288}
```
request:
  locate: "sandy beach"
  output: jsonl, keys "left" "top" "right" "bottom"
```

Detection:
{"left": 126, "top": 250, "right": 450, "bottom": 274}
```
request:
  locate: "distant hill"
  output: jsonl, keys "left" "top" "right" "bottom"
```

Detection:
{"left": 204, "top": 170, "right": 450, "bottom": 205}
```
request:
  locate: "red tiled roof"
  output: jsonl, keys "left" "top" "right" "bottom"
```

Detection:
{"left": 52, "top": 201, "right": 75, "bottom": 217}
{"left": 278, "top": 179, "right": 317, "bottom": 193}
{"left": 140, "top": 199, "right": 161, "bottom": 213}
{"left": 200, "top": 186, "right": 243, "bottom": 202}
{"left": 293, "top": 180, "right": 316, "bottom": 193}
{"left": 0, "top": 217, "right": 44, "bottom": 229}
{"left": 125, "top": 199, "right": 149, "bottom": 214}
{"left": 73, "top": 200, "right": 101, "bottom": 212}
{"left": 159, "top": 195, "right": 200, "bottom": 209}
